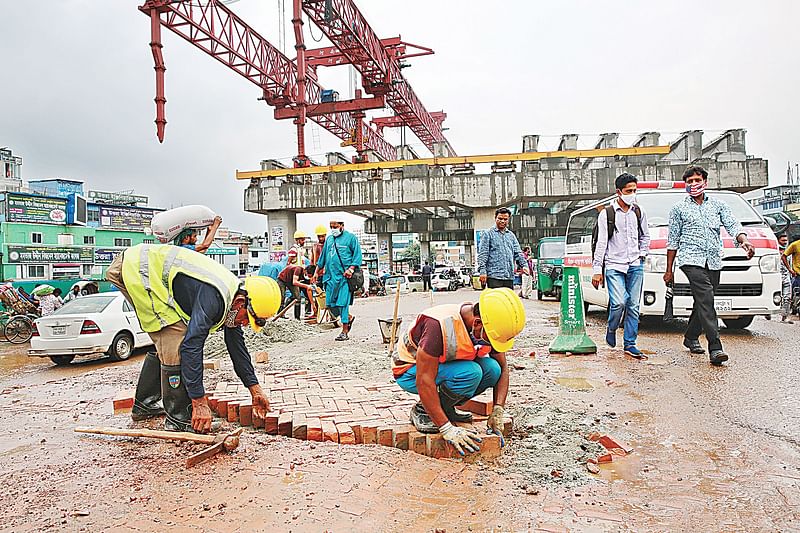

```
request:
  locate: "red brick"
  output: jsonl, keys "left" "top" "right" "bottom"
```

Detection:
{"left": 278, "top": 412, "right": 293, "bottom": 436}
{"left": 216, "top": 397, "right": 232, "bottom": 417}
{"left": 409, "top": 431, "right": 427, "bottom": 455}
{"left": 239, "top": 401, "right": 253, "bottom": 427}
{"left": 254, "top": 351, "right": 269, "bottom": 364}
{"left": 253, "top": 410, "right": 265, "bottom": 429}
{"left": 112, "top": 390, "right": 134, "bottom": 415}
{"left": 307, "top": 396, "right": 323, "bottom": 407}
{"left": 214, "top": 381, "right": 229, "bottom": 392}
{"left": 265, "top": 413, "right": 280, "bottom": 435}
{"left": 457, "top": 398, "right": 493, "bottom": 416}
{"left": 377, "top": 427, "right": 394, "bottom": 447}
{"left": 426, "top": 434, "right": 458, "bottom": 459}
{"left": 227, "top": 401, "right": 241, "bottom": 423}
{"left": 598, "top": 435, "right": 633, "bottom": 454}
{"left": 306, "top": 418, "right": 323, "bottom": 442}
{"left": 361, "top": 424, "right": 378, "bottom": 445}
{"left": 393, "top": 426, "right": 411, "bottom": 450}
{"left": 203, "top": 359, "right": 220, "bottom": 370}
{"left": 292, "top": 414, "right": 308, "bottom": 440}
{"left": 464, "top": 434, "right": 502, "bottom": 462}
{"left": 350, "top": 423, "right": 363, "bottom": 444}
{"left": 336, "top": 423, "right": 355, "bottom": 444}
{"left": 208, "top": 396, "right": 219, "bottom": 411}
{"left": 502, "top": 417, "right": 513, "bottom": 437}
{"left": 321, "top": 420, "right": 338, "bottom": 443}
{"left": 596, "top": 453, "right": 613, "bottom": 464}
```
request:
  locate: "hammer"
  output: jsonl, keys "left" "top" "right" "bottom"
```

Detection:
{"left": 74, "top": 426, "right": 244, "bottom": 467}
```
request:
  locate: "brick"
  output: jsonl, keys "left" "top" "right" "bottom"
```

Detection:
{"left": 307, "top": 396, "right": 323, "bottom": 407}
{"left": 226, "top": 383, "right": 239, "bottom": 393}
{"left": 361, "top": 424, "right": 378, "bottom": 445}
{"left": 393, "top": 426, "right": 411, "bottom": 450}
{"left": 337, "top": 423, "right": 355, "bottom": 445}
{"left": 214, "top": 381, "right": 229, "bottom": 392}
{"left": 278, "top": 412, "right": 293, "bottom": 436}
{"left": 377, "top": 426, "right": 394, "bottom": 447}
{"left": 216, "top": 398, "right": 232, "bottom": 417}
{"left": 254, "top": 351, "right": 269, "bottom": 364}
{"left": 307, "top": 418, "right": 323, "bottom": 442}
{"left": 350, "top": 423, "right": 363, "bottom": 444}
{"left": 239, "top": 401, "right": 253, "bottom": 427}
{"left": 322, "top": 397, "right": 337, "bottom": 411}
{"left": 265, "top": 413, "right": 280, "bottom": 435}
{"left": 321, "top": 420, "right": 338, "bottom": 442}
{"left": 112, "top": 390, "right": 135, "bottom": 415}
{"left": 596, "top": 453, "right": 613, "bottom": 464}
{"left": 464, "top": 434, "right": 502, "bottom": 462}
{"left": 457, "top": 398, "right": 493, "bottom": 416}
{"left": 502, "top": 417, "right": 513, "bottom": 437}
{"left": 227, "top": 401, "right": 241, "bottom": 423}
{"left": 426, "top": 434, "right": 458, "bottom": 459}
{"left": 409, "top": 431, "right": 428, "bottom": 455}
{"left": 253, "top": 410, "right": 265, "bottom": 429}
{"left": 208, "top": 396, "right": 219, "bottom": 411}
{"left": 598, "top": 435, "right": 633, "bottom": 454}
{"left": 292, "top": 414, "right": 308, "bottom": 440}
{"left": 203, "top": 359, "right": 220, "bottom": 370}
{"left": 334, "top": 399, "right": 351, "bottom": 412}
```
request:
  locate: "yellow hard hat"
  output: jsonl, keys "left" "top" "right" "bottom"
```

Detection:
{"left": 314, "top": 224, "right": 328, "bottom": 236}
{"left": 293, "top": 230, "right": 309, "bottom": 239}
{"left": 243, "top": 276, "right": 281, "bottom": 332}
{"left": 478, "top": 288, "right": 526, "bottom": 352}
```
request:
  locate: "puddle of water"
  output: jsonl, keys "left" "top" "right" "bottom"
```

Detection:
{"left": 597, "top": 452, "right": 642, "bottom": 482}
{"left": 643, "top": 355, "right": 671, "bottom": 366}
{"left": 555, "top": 377, "right": 595, "bottom": 390}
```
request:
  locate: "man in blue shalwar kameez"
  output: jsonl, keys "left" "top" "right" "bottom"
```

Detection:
{"left": 317, "top": 219, "right": 363, "bottom": 341}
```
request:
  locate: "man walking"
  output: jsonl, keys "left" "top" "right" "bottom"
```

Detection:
{"left": 421, "top": 261, "right": 433, "bottom": 292}
{"left": 591, "top": 173, "right": 650, "bottom": 358}
{"left": 782, "top": 234, "right": 800, "bottom": 318}
{"left": 776, "top": 234, "right": 794, "bottom": 323}
{"left": 663, "top": 166, "right": 755, "bottom": 365}
{"left": 316, "top": 219, "right": 363, "bottom": 341}
{"left": 520, "top": 246, "right": 535, "bottom": 299}
{"left": 478, "top": 207, "right": 529, "bottom": 289}
{"left": 392, "top": 288, "right": 525, "bottom": 454}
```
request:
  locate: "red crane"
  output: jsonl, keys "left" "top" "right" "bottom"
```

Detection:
{"left": 138, "top": 0, "right": 454, "bottom": 165}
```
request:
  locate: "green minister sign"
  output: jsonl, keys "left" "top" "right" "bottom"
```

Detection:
{"left": 6, "top": 246, "right": 94, "bottom": 264}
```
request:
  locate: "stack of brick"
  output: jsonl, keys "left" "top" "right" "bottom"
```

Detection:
{"left": 204, "top": 370, "right": 512, "bottom": 460}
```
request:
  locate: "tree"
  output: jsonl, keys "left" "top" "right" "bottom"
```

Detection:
{"left": 400, "top": 240, "right": 420, "bottom": 267}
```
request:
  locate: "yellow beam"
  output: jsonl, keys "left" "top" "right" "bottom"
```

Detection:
{"left": 236, "top": 145, "right": 671, "bottom": 180}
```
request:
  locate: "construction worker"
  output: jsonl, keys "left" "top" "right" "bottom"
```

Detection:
{"left": 105, "top": 244, "right": 281, "bottom": 433}
{"left": 310, "top": 225, "right": 327, "bottom": 285}
{"left": 391, "top": 288, "right": 525, "bottom": 455}
{"left": 174, "top": 215, "right": 223, "bottom": 254}
{"left": 277, "top": 263, "right": 317, "bottom": 320}
{"left": 291, "top": 230, "right": 309, "bottom": 264}
{"left": 316, "top": 219, "right": 363, "bottom": 341}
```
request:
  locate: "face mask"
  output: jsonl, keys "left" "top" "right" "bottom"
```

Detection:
{"left": 686, "top": 182, "right": 707, "bottom": 197}
{"left": 331, "top": 227, "right": 342, "bottom": 237}
{"left": 620, "top": 192, "right": 636, "bottom": 206}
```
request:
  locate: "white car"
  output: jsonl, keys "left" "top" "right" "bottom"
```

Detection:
{"left": 384, "top": 274, "right": 424, "bottom": 294}
{"left": 29, "top": 293, "right": 154, "bottom": 366}
{"left": 431, "top": 273, "right": 459, "bottom": 292}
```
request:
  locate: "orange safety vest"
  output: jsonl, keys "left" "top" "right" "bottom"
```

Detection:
{"left": 391, "top": 304, "right": 491, "bottom": 378}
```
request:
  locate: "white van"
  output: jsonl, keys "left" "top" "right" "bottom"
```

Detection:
{"left": 564, "top": 181, "right": 782, "bottom": 329}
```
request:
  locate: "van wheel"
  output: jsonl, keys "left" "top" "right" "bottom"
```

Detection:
{"left": 722, "top": 316, "right": 754, "bottom": 330}
{"left": 537, "top": 290, "right": 543, "bottom": 300}
{"left": 50, "top": 355, "right": 75, "bottom": 366}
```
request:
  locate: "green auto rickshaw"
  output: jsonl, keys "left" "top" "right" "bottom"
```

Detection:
{"left": 536, "top": 236, "right": 565, "bottom": 300}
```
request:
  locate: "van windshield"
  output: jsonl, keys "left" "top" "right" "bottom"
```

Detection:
{"left": 539, "top": 241, "right": 564, "bottom": 259}
{"left": 637, "top": 190, "right": 763, "bottom": 227}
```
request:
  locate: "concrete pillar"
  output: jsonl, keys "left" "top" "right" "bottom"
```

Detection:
{"left": 266, "top": 211, "right": 296, "bottom": 258}
{"left": 419, "top": 237, "right": 431, "bottom": 265}
{"left": 471, "top": 207, "right": 496, "bottom": 270}
{"left": 522, "top": 135, "right": 540, "bottom": 174}
{"left": 558, "top": 134, "right": 579, "bottom": 151}
{"left": 376, "top": 233, "right": 393, "bottom": 274}
{"left": 395, "top": 145, "right": 419, "bottom": 160}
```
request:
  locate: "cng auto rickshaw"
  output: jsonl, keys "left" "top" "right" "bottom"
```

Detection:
{"left": 536, "top": 236, "right": 565, "bottom": 300}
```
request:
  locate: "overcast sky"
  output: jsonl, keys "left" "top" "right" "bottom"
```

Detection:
{"left": 2, "top": 1, "right": 798, "bottom": 235}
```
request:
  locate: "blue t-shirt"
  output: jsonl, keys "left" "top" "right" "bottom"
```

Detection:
{"left": 180, "top": 244, "right": 196, "bottom": 251}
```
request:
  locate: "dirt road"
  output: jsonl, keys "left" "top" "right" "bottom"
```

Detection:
{"left": 1, "top": 289, "right": 798, "bottom": 532}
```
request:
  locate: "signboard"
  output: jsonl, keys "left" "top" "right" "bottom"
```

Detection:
{"left": 270, "top": 226, "right": 285, "bottom": 252}
{"left": 88, "top": 190, "right": 148, "bottom": 205}
{"left": 6, "top": 246, "right": 93, "bottom": 264}
{"left": 206, "top": 246, "right": 238, "bottom": 256}
{"left": 99, "top": 206, "right": 155, "bottom": 230}
{"left": 28, "top": 180, "right": 84, "bottom": 198}
{"left": 378, "top": 238, "right": 390, "bottom": 274}
{"left": 6, "top": 193, "right": 68, "bottom": 225}
{"left": 93, "top": 248, "right": 122, "bottom": 263}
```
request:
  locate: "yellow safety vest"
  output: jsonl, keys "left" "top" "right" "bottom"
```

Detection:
{"left": 122, "top": 244, "right": 242, "bottom": 333}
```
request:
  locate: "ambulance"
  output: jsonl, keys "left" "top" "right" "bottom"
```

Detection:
{"left": 564, "top": 181, "right": 781, "bottom": 329}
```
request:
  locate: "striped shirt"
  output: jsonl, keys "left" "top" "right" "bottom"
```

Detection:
{"left": 667, "top": 194, "right": 744, "bottom": 270}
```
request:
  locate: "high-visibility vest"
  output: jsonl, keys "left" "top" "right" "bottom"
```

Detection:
{"left": 122, "top": 244, "right": 242, "bottom": 333}
{"left": 391, "top": 304, "right": 490, "bottom": 378}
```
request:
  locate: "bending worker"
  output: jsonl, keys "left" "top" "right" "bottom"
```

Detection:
{"left": 391, "top": 288, "right": 525, "bottom": 455}
{"left": 174, "top": 215, "right": 223, "bottom": 254}
{"left": 277, "top": 263, "right": 317, "bottom": 320}
{"left": 106, "top": 243, "right": 281, "bottom": 433}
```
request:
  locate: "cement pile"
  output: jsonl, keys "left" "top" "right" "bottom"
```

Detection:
{"left": 203, "top": 320, "right": 319, "bottom": 359}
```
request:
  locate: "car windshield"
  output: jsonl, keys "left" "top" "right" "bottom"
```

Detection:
{"left": 385, "top": 276, "right": 404, "bottom": 286}
{"left": 637, "top": 190, "right": 764, "bottom": 227}
{"left": 53, "top": 295, "right": 117, "bottom": 315}
{"left": 539, "top": 241, "right": 564, "bottom": 259}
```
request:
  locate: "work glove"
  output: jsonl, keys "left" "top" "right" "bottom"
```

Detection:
{"left": 440, "top": 422, "right": 482, "bottom": 455}
{"left": 486, "top": 405, "right": 505, "bottom": 447}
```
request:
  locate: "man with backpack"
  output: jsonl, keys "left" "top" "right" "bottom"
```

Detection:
{"left": 591, "top": 173, "right": 650, "bottom": 357}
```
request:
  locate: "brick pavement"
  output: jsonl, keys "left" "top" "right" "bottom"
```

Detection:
{"left": 205, "top": 370, "right": 512, "bottom": 460}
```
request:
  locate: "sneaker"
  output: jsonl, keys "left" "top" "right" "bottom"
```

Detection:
{"left": 624, "top": 346, "right": 645, "bottom": 359}
{"left": 335, "top": 332, "right": 349, "bottom": 341}
{"left": 709, "top": 350, "right": 729, "bottom": 366}
{"left": 605, "top": 330, "right": 616, "bottom": 348}
{"left": 682, "top": 337, "right": 705, "bottom": 354}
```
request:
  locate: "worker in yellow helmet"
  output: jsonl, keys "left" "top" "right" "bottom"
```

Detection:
{"left": 391, "top": 288, "right": 525, "bottom": 455}
{"left": 310, "top": 224, "right": 328, "bottom": 288}
{"left": 105, "top": 244, "right": 281, "bottom": 433}
{"left": 291, "top": 230, "right": 309, "bottom": 264}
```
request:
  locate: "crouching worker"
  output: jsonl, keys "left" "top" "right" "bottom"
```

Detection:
{"left": 391, "top": 288, "right": 525, "bottom": 455}
{"left": 106, "top": 244, "right": 281, "bottom": 433}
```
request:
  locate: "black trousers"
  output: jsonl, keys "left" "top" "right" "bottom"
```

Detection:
{"left": 487, "top": 277, "right": 514, "bottom": 289}
{"left": 681, "top": 265, "right": 722, "bottom": 352}
{"left": 422, "top": 275, "right": 431, "bottom": 291}
{"left": 277, "top": 279, "right": 302, "bottom": 320}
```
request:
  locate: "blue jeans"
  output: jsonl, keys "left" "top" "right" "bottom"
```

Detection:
{"left": 395, "top": 357, "right": 501, "bottom": 399}
{"left": 605, "top": 262, "right": 644, "bottom": 347}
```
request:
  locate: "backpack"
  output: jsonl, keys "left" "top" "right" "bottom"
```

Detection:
{"left": 591, "top": 204, "right": 644, "bottom": 260}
